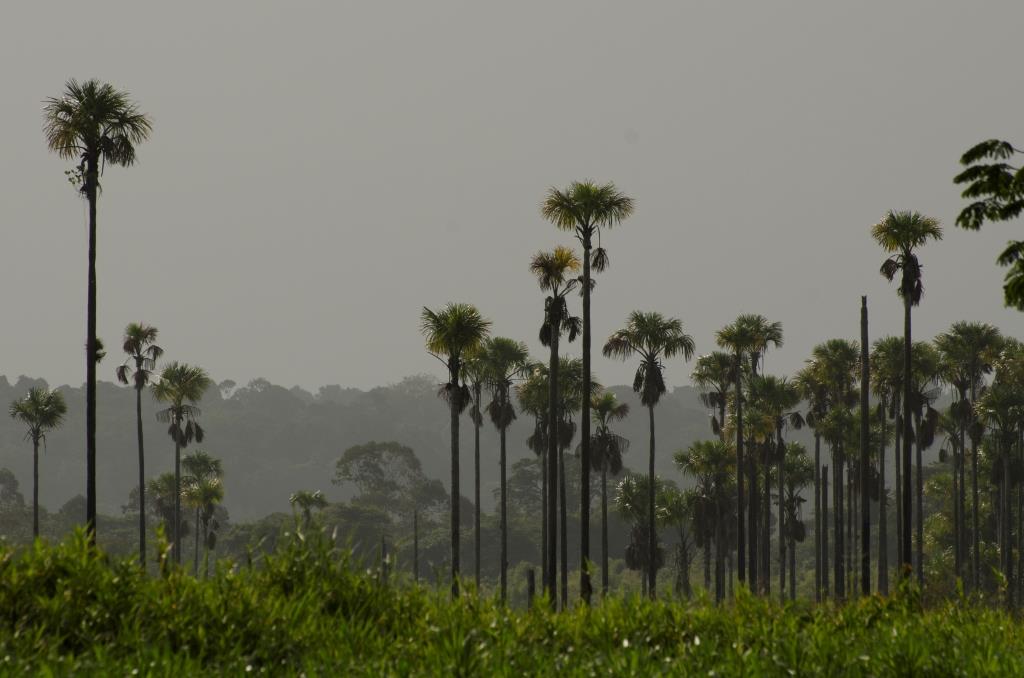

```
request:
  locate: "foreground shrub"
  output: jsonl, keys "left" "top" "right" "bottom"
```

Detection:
{"left": 1, "top": 530, "right": 1023, "bottom": 675}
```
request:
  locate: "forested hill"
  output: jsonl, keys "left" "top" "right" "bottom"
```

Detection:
{"left": 0, "top": 374, "right": 715, "bottom": 521}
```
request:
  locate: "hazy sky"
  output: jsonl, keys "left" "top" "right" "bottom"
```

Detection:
{"left": 3, "top": 1, "right": 1023, "bottom": 392}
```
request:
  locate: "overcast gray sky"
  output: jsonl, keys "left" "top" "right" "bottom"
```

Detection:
{"left": 3, "top": 1, "right": 1023, "bottom": 391}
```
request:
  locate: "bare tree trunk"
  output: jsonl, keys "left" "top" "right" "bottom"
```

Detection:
{"left": 449, "top": 361, "right": 461, "bottom": 599}
{"left": 735, "top": 356, "right": 746, "bottom": 586}
{"left": 174, "top": 435, "right": 181, "bottom": 565}
{"left": 85, "top": 155, "right": 98, "bottom": 543}
{"left": 413, "top": 510, "right": 419, "bottom": 583}
{"left": 136, "top": 381, "right": 147, "bottom": 566}
{"left": 779, "top": 434, "right": 785, "bottom": 604}
{"left": 546, "top": 334, "right": 559, "bottom": 605}
{"left": 789, "top": 537, "right": 796, "bottom": 602}
{"left": 559, "top": 447, "right": 568, "bottom": 610}
{"left": 474, "top": 383, "right": 481, "bottom": 592}
{"left": 500, "top": 424, "right": 508, "bottom": 602}
{"left": 915, "top": 413, "right": 924, "bottom": 588}
{"left": 822, "top": 465, "right": 830, "bottom": 598}
{"left": 878, "top": 398, "right": 889, "bottom": 595}
{"left": 901, "top": 296, "right": 913, "bottom": 578}
{"left": 860, "top": 297, "right": 871, "bottom": 596}
{"left": 971, "top": 381, "right": 980, "bottom": 591}
{"left": 834, "top": 454, "right": 845, "bottom": 600}
{"left": 602, "top": 468, "right": 609, "bottom": 596}
{"left": 814, "top": 433, "right": 821, "bottom": 602}
{"left": 749, "top": 440, "right": 759, "bottom": 593}
{"left": 648, "top": 404, "right": 657, "bottom": 598}
{"left": 580, "top": 231, "right": 593, "bottom": 605}
{"left": 194, "top": 506, "right": 200, "bottom": 575}
{"left": 32, "top": 437, "right": 39, "bottom": 539}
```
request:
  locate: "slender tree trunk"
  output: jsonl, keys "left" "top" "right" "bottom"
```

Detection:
{"left": 449, "top": 361, "right": 461, "bottom": 599}
{"left": 540, "top": 421, "right": 547, "bottom": 593}
{"left": 834, "top": 452, "right": 844, "bottom": 600}
{"left": 762, "top": 459, "right": 770, "bottom": 596}
{"left": 559, "top": 446, "right": 568, "bottom": 610}
{"left": 32, "top": 437, "right": 39, "bottom": 539}
{"left": 194, "top": 505, "right": 200, "bottom": 575}
{"left": 714, "top": 521, "right": 724, "bottom": 603}
{"left": 136, "top": 381, "right": 147, "bottom": 566}
{"left": 901, "top": 295, "right": 913, "bottom": 578}
{"left": 474, "top": 383, "right": 481, "bottom": 592}
{"left": 878, "top": 398, "right": 889, "bottom": 595}
{"left": 580, "top": 229, "right": 593, "bottom": 605}
{"left": 704, "top": 537, "right": 712, "bottom": 594}
{"left": 860, "top": 296, "right": 871, "bottom": 596}
{"left": 85, "top": 155, "right": 98, "bottom": 543}
{"left": 822, "top": 465, "right": 830, "bottom": 598}
{"left": 500, "top": 425, "right": 508, "bottom": 602}
{"left": 413, "top": 509, "right": 419, "bottom": 583}
{"left": 814, "top": 433, "right": 821, "bottom": 602}
{"left": 915, "top": 413, "right": 924, "bottom": 587}
{"left": 971, "top": 381, "right": 980, "bottom": 591}
{"left": 546, "top": 335, "right": 559, "bottom": 605}
{"left": 648, "top": 404, "right": 657, "bottom": 598}
{"left": 735, "top": 355, "right": 746, "bottom": 586}
{"left": 779, "top": 433, "right": 785, "bottom": 604}
{"left": 789, "top": 537, "right": 796, "bottom": 602}
{"left": 958, "top": 403, "right": 967, "bottom": 585}
{"left": 174, "top": 434, "right": 181, "bottom": 565}
{"left": 727, "top": 551, "right": 733, "bottom": 598}
{"left": 602, "top": 468, "right": 609, "bottom": 596}
{"left": 894, "top": 407, "right": 903, "bottom": 571}
{"left": 749, "top": 440, "right": 759, "bottom": 592}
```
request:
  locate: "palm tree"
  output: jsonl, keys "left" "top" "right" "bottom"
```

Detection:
{"left": 461, "top": 350, "right": 487, "bottom": 590}
{"left": 542, "top": 180, "right": 634, "bottom": 605}
{"left": 872, "top": 210, "right": 943, "bottom": 578}
{"left": 9, "top": 387, "right": 68, "bottom": 538}
{"left": 43, "top": 80, "right": 152, "bottom": 540}
{"left": 584, "top": 391, "right": 630, "bottom": 596}
{"left": 420, "top": 303, "right": 491, "bottom": 598}
{"left": 934, "top": 322, "right": 1003, "bottom": 590}
{"left": 115, "top": 323, "right": 163, "bottom": 566}
{"left": 184, "top": 475, "right": 223, "bottom": 578}
{"left": 604, "top": 311, "right": 695, "bottom": 597}
{"left": 290, "top": 489, "right": 328, "bottom": 526}
{"left": 182, "top": 450, "right": 223, "bottom": 575}
{"left": 676, "top": 439, "right": 735, "bottom": 602}
{"left": 870, "top": 335, "right": 904, "bottom": 595}
{"left": 795, "top": 362, "right": 829, "bottom": 600}
{"left": 715, "top": 316, "right": 756, "bottom": 587}
{"left": 152, "top": 362, "right": 212, "bottom": 564}
{"left": 480, "top": 336, "right": 530, "bottom": 602}
{"left": 530, "top": 246, "right": 580, "bottom": 601}
{"left": 692, "top": 352, "right": 735, "bottom": 440}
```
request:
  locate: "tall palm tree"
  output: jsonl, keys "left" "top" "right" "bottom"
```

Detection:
{"left": 604, "top": 311, "right": 695, "bottom": 597}
{"left": 461, "top": 350, "right": 487, "bottom": 590}
{"left": 184, "top": 475, "right": 223, "bottom": 578}
{"left": 290, "top": 489, "right": 328, "bottom": 526}
{"left": 182, "top": 450, "right": 223, "bottom": 575}
{"left": 585, "top": 391, "right": 630, "bottom": 596}
{"left": 795, "top": 362, "right": 829, "bottom": 601}
{"left": 43, "top": 80, "right": 152, "bottom": 540}
{"left": 530, "top": 246, "right": 580, "bottom": 601}
{"left": 9, "top": 387, "right": 68, "bottom": 538}
{"left": 116, "top": 323, "right": 163, "bottom": 566}
{"left": 542, "top": 180, "right": 634, "bottom": 604}
{"left": 480, "top": 336, "right": 530, "bottom": 602}
{"left": 716, "top": 314, "right": 773, "bottom": 588}
{"left": 151, "top": 362, "right": 212, "bottom": 564}
{"left": 870, "top": 335, "right": 904, "bottom": 595}
{"left": 676, "top": 439, "right": 735, "bottom": 603}
{"left": 420, "top": 303, "right": 491, "bottom": 598}
{"left": 934, "top": 322, "right": 1003, "bottom": 590}
{"left": 692, "top": 352, "right": 735, "bottom": 440}
{"left": 872, "top": 210, "right": 942, "bottom": 577}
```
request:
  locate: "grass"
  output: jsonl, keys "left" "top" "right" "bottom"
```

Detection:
{"left": 2, "top": 530, "right": 1022, "bottom": 676}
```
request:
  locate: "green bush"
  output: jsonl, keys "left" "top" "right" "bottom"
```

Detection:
{"left": 2, "top": 530, "right": 1023, "bottom": 675}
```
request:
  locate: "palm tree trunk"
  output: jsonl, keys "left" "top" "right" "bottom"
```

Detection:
{"left": 474, "top": 384, "right": 481, "bottom": 592}
{"left": 602, "top": 467, "right": 609, "bottom": 596}
{"left": 814, "top": 433, "right": 821, "bottom": 602}
{"left": 822, "top": 465, "right": 830, "bottom": 598}
{"left": 958, "top": 411, "right": 967, "bottom": 584}
{"left": 901, "top": 295, "right": 913, "bottom": 578}
{"left": 714, "top": 522, "right": 724, "bottom": 603}
{"left": 789, "top": 536, "right": 796, "bottom": 602}
{"left": 32, "top": 437, "right": 39, "bottom": 539}
{"left": 834, "top": 451, "right": 844, "bottom": 600}
{"left": 878, "top": 399, "right": 889, "bottom": 595}
{"left": 971, "top": 381, "right": 980, "bottom": 591}
{"left": 749, "top": 440, "right": 759, "bottom": 593}
{"left": 763, "top": 460, "right": 770, "bottom": 595}
{"left": 648, "top": 403, "right": 657, "bottom": 598}
{"left": 413, "top": 510, "right": 419, "bottom": 583}
{"left": 541, "top": 443, "right": 547, "bottom": 593}
{"left": 704, "top": 536, "right": 712, "bottom": 594}
{"left": 194, "top": 505, "right": 201, "bottom": 575}
{"left": 735, "top": 355, "right": 746, "bottom": 587}
{"left": 85, "top": 154, "right": 98, "bottom": 543}
{"left": 915, "top": 413, "right": 924, "bottom": 587}
{"left": 559, "top": 446, "right": 568, "bottom": 610}
{"left": 580, "top": 231, "right": 593, "bottom": 606}
{"left": 136, "top": 383, "right": 146, "bottom": 567}
{"left": 894, "top": 407, "right": 903, "bottom": 571}
{"left": 174, "top": 435, "right": 181, "bottom": 565}
{"left": 779, "top": 436, "right": 785, "bottom": 604}
{"left": 860, "top": 297, "right": 871, "bottom": 596}
{"left": 500, "top": 425, "right": 508, "bottom": 602}
{"left": 546, "top": 333, "right": 559, "bottom": 606}
{"left": 449, "top": 363, "right": 461, "bottom": 599}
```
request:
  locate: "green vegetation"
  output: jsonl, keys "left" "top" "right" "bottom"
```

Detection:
{"left": 3, "top": 531, "right": 1024, "bottom": 676}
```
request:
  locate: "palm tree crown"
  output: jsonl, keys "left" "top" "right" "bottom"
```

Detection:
{"left": 9, "top": 388, "right": 67, "bottom": 441}
{"left": 603, "top": 311, "right": 696, "bottom": 407}
{"left": 872, "top": 210, "right": 943, "bottom": 305}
